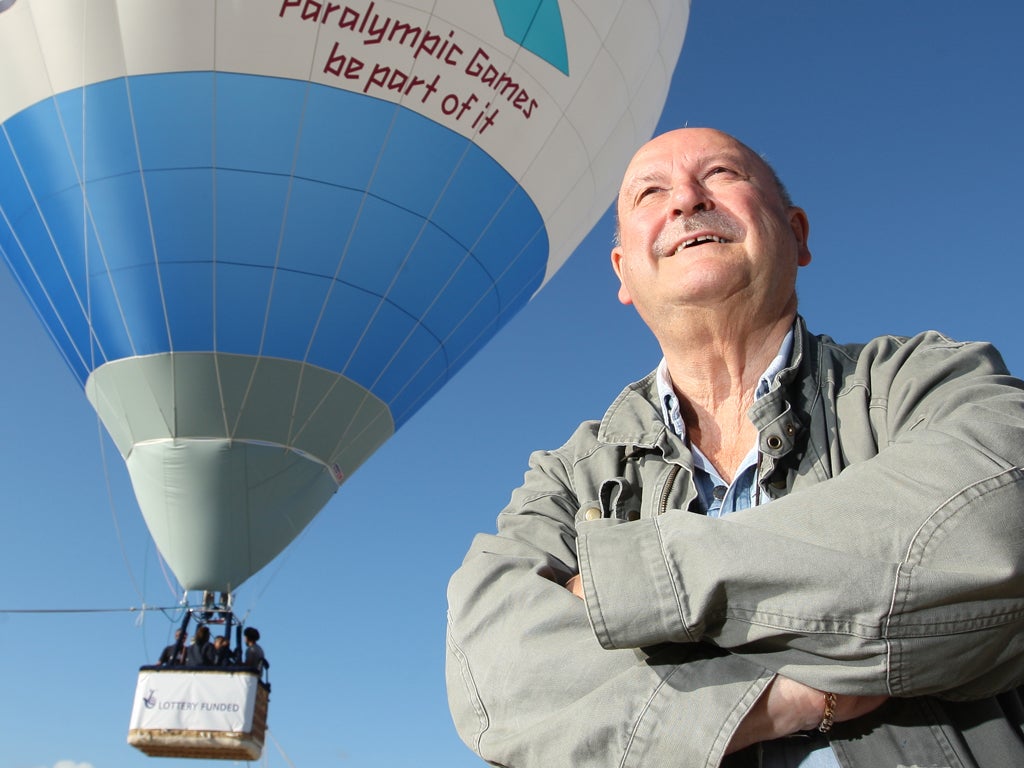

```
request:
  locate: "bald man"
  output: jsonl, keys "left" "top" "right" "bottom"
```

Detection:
{"left": 446, "top": 128, "right": 1024, "bottom": 767}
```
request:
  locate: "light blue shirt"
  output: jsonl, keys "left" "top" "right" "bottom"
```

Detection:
{"left": 655, "top": 330, "right": 839, "bottom": 768}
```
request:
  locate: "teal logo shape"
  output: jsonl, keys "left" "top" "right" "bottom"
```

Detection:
{"left": 493, "top": 0, "right": 569, "bottom": 76}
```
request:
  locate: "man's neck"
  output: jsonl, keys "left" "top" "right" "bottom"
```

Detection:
{"left": 662, "top": 313, "right": 793, "bottom": 400}
{"left": 661, "top": 312, "right": 795, "bottom": 481}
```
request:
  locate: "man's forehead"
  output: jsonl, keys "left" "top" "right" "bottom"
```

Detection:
{"left": 625, "top": 129, "right": 757, "bottom": 179}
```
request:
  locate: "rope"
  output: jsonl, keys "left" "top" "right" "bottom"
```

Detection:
{"left": 0, "top": 605, "right": 183, "bottom": 615}
{"left": 266, "top": 729, "right": 299, "bottom": 768}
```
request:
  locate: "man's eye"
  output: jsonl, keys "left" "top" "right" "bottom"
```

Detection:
{"left": 638, "top": 187, "right": 661, "bottom": 201}
{"left": 708, "top": 166, "right": 734, "bottom": 177}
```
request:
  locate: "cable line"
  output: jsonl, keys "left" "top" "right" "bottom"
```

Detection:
{"left": 0, "top": 605, "right": 183, "bottom": 615}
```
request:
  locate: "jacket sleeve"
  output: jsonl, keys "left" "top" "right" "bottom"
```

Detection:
{"left": 577, "top": 334, "right": 1024, "bottom": 700}
{"left": 445, "top": 441, "right": 773, "bottom": 768}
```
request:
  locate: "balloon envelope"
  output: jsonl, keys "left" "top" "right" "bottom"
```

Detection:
{"left": 0, "top": 0, "right": 689, "bottom": 591}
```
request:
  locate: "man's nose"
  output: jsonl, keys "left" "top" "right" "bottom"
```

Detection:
{"left": 671, "top": 180, "right": 712, "bottom": 217}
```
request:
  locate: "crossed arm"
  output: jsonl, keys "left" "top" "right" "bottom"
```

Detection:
{"left": 564, "top": 573, "right": 888, "bottom": 753}
{"left": 446, "top": 338, "right": 1024, "bottom": 766}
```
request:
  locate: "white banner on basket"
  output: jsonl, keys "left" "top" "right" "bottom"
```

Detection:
{"left": 129, "top": 670, "right": 260, "bottom": 732}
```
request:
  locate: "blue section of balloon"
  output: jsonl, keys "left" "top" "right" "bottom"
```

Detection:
{"left": 0, "top": 72, "right": 547, "bottom": 425}
{"left": 493, "top": 0, "right": 569, "bottom": 75}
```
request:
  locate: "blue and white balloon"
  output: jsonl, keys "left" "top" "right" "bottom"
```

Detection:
{"left": 0, "top": 0, "right": 689, "bottom": 591}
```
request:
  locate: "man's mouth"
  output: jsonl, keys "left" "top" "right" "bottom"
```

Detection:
{"left": 676, "top": 235, "right": 730, "bottom": 253}
{"left": 653, "top": 210, "right": 743, "bottom": 258}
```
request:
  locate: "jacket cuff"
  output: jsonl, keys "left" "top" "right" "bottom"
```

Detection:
{"left": 578, "top": 517, "right": 694, "bottom": 649}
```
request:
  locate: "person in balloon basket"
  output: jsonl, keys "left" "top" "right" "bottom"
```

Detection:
{"left": 212, "top": 634, "right": 235, "bottom": 666}
{"left": 185, "top": 624, "right": 216, "bottom": 667}
{"left": 243, "top": 627, "right": 267, "bottom": 673}
{"left": 157, "top": 629, "right": 187, "bottom": 666}
{"left": 445, "top": 127, "right": 1024, "bottom": 767}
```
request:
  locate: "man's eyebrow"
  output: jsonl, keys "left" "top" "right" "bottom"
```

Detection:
{"left": 702, "top": 150, "right": 751, "bottom": 167}
{"left": 620, "top": 150, "right": 759, "bottom": 200}
{"left": 622, "top": 171, "right": 667, "bottom": 195}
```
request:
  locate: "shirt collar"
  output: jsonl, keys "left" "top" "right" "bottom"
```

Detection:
{"left": 656, "top": 327, "right": 795, "bottom": 439}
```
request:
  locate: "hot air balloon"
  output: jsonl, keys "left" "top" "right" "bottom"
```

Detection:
{"left": 0, "top": 0, "right": 688, "bottom": 758}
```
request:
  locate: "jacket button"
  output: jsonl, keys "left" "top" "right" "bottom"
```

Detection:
{"left": 584, "top": 507, "right": 601, "bottom": 521}
{"left": 784, "top": 423, "right": 796, "bottom": 436}
{"left": 766, "top": 434, "right": 783, "bottom": 450}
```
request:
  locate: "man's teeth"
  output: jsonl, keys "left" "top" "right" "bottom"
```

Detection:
{"left": 677, "top": 235, "right": 728, "bottom": 252}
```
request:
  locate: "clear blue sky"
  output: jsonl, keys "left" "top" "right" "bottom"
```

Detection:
{"left": 2, "top": 2, "right": 1023, "bottom": 766}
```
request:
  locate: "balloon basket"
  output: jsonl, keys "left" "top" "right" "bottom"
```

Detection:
{"left": 127, "top": 668, "right": 269, "bottom": 760}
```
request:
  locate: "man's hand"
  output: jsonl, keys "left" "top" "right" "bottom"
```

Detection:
{"left": 726, "top": 675, "right": 888, "bottom": 754}
{"left": 565, "top": 573, "right": 584, "bottom": 599}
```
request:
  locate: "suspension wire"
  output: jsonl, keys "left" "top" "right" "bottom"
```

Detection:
{"left": 68, "top": 4, "right": 184, "bottom": 617}
{"left": 0, "top": 605, "right": 184, "bottom": 615}
{"left": 246, "top": 524, "right": 302, "bottom": 609}
{"left": 96, "top": 418, "right": 145, "bottom": 600}
{"left": 266, "top": 729, "right": 299, "bottom": 768}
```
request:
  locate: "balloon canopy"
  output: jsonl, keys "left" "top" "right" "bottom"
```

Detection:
{"left": 0, "top": 0, "right": 689, "bottom": 592}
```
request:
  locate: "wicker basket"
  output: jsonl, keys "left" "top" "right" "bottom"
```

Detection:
{"left": 127, "top": 670, "right": 269, "bottom": 760}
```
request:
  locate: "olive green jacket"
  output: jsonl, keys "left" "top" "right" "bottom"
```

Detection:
{"left": 446, "top": 317, "right": 1024, "bottom": 767}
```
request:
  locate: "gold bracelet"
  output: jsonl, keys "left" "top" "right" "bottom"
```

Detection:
{"left": 818, "top": 692, "right": 837, "bottom": 734}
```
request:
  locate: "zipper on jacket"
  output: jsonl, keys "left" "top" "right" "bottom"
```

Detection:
{"left": 658, "top": 463, "right": 682, "bottom": 514}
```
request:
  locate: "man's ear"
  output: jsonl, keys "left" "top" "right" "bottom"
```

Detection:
{"left": 788, "top": 206, "right": 812, "bottom": 266}
{"left": 611, "top": 248, "right": 634, "bottom": 305}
